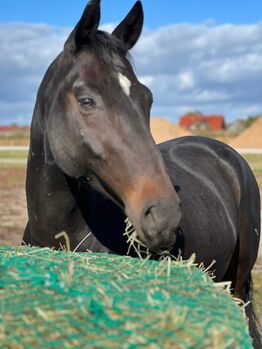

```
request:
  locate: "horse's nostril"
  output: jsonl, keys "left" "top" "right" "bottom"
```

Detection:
{"left": 143, "top": 204, "right": 159, "bottom": 228}
{"left": 144, "top": 204, "right": 155, "bottom": 217}
{"left": 144, "top": 208, "right": 151, "bottom": 217}
{"left": 140, "top": 199, "right": 180, "bottom": 250}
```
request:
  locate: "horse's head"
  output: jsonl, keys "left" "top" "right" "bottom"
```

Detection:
{"left": 45, "top": 0, "right": 181, "bottom": 252}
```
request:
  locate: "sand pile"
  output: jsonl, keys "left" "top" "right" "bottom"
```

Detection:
{"left": 230, "top": 117, "right": 262, "bottom": 149}
{"left": 150, "top": 117, "right": 191, "bottom": 144}
{"left": 0, "top": 118, "right": 190, "bottom": 146}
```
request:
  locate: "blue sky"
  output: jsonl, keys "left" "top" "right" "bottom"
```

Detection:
{"left": 0, "top": 0, "right": 262, "bottom": 124}
{"left": 1, "top": 0, "right": 262, "bottom": 28}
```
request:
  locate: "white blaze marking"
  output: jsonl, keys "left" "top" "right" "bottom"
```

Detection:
{"left": 118, "top": 72, "right": 131, "bottom": 96}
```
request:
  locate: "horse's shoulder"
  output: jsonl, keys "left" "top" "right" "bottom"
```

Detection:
{"left": 158, "top": 136, "right": 241, "bottom": 163}
{"left": 158, "top": 136, "right": 255, "bottom": 191}
{"left": 159, "top": 135, "right": 231, "bottom": 151}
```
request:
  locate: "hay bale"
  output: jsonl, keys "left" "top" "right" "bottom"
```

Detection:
{"left": 0, "top": 247, "right": 251, "bottom": 348}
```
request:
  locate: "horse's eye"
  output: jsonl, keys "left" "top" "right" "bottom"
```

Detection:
{"left": 77, "top": 97, "right": 95, "bottom": 108}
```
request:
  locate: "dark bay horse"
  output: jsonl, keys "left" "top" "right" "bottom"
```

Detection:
{"left": 23, "top": 0, "right": 261, "bottom": 346}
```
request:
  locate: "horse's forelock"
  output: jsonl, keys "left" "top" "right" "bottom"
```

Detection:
{"left": 71, "top": 30, "right": 128, "bottom": 64}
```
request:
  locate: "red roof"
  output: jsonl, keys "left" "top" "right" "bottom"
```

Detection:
{"left": 179, "top": 115, "right": 225, "bottom": 131}
{"left": 0, "top": 126, "right": 13, "bottom": 132}
{"left": 0, "top": 125, "right": 29, "bottom": 132}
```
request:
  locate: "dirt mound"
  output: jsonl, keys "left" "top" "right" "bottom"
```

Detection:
{"left": 0, "top": 138, "right": 29, "bottom": 146}
{"left": 230, "top": 117, "right": 262, "bottom": 149}
{"left": 150, "top": 117, "right": 191, "bottom": 144}
{"left": 0, "top": 118, "right": 190, "bottom": 146}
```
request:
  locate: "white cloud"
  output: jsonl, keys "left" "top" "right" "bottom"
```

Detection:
{"left": 0, "top": 21, "right": 262, "bottom": 124}
{"left": 0, "top": 23, "right": 71, "bottom": 124}
{"left": 133, "top": 22, "right": 262, "bottom": 121}
{"left": 177, "top": 71, "right": 195, "bottom": 90}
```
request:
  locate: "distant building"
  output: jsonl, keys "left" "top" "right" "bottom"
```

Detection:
{"left": 0, "top": 125, "right": 29, "bottom": 138}
{"left": 0, "top": 125, "right": 29, "bottom": 133}
{"left": 179, "top": 114, "right": 225, "bottom": 131}
{"left": 0, "top": 126, "right": 13, "bottom": 132}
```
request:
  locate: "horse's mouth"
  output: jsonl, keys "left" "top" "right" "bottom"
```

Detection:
{"left": 85, "top": 174, "right": 125, "bottom": 210}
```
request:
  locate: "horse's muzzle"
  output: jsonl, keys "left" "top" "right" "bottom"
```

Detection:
{"left": 139, "top": 199, "right": 181, "bottom": 252}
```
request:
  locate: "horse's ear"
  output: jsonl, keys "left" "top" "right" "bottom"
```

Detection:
{"left": 112, "top": 1, "right": 144, "bottom": 50}
{"left": 65, "top": 0, "right": 101, "bottom": 50}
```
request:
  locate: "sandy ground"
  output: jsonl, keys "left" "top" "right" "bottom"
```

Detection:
{"left": 0, "top": 187, "right": 27, "bottom": 245}
{"left": 0, "top": 167, "right": 27, "bottom": 245}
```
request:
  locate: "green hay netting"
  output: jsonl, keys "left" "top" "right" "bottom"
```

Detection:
{"left": 0, "top": 246, "right": 252, "bottom": 348}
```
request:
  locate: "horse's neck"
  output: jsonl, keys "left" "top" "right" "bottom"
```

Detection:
{"left": 27, "top": 115, "right": 77, "bottom": 223}
{"left": 66, "top": 175, "right": 129, "bottom": 254}
{"left": 28, "top": 119, "right": 125, "bottom": 251}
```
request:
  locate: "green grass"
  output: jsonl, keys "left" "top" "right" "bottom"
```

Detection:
{"left": 242, "top": 154, "right": 262, "bottom": 173}
{"left": 242, "top": 154, "right": 262, "bottom": 187}
{"left": 0, "top": 151, "right": 28, "bottom": 159}
{"left": 0, "top": 163, "right": 26, "bottom": 169}
{"left": 0, "top": 131, "right": 30, "bottom": 139}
